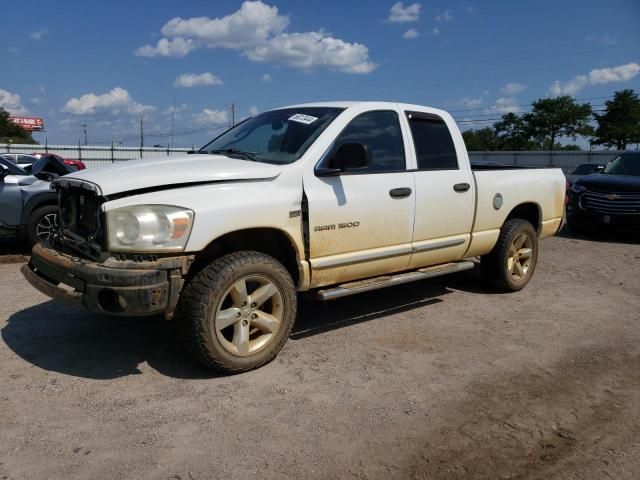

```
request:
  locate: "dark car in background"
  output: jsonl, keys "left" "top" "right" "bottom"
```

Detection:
{"left": 567, "top": 152, "right": 640, "bottom": 233}
{"left": 565, "top": 162, "right": 605, "bottom": 187}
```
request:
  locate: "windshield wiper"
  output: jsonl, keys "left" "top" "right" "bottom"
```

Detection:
{"left": 208, "top": 149, "right": 258, "bottom": 161}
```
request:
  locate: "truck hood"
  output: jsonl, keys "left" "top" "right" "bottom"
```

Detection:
{"left": 576, "top": 172, "right": 640, "bottom": 193}
{"left": 62, "top": 155, "right": 282, "bottom": 196}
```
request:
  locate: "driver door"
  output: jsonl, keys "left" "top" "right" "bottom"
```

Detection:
{"left": 303, "top": 110, "right": 415, "bottom": 288}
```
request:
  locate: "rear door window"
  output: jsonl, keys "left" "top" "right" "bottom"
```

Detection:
{"left": 407, "top": 113, "right": 458, "bottom": 170}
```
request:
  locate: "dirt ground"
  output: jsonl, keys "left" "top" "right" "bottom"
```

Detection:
{"left": 1, "top": 228, "right": 639, "bottom": 480}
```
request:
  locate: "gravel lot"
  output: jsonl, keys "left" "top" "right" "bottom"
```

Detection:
{"left": 1, "top": 228, "right": 639, "bottom": 480}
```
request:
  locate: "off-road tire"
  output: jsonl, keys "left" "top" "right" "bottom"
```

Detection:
{"left": 26, "top": 205, "right": 58, "bottom": 246}
{"left": 176, "top": 251, "right": 297, "bottom": 374}
{"left": 481, "top": 218, "right": 538, "bottom": 292}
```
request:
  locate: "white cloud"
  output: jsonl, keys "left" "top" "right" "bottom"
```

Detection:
{"left": 29, "top": 97, "right": 46, "bottom": 105}
{"left": 486, "top": 97, "right": 520, "bottom": 114}
{"left": 549, "top": 76, "right": 588, "bottom": 96}
{"left": 245, "top": 31, "right": 377, "bottom": 74}
{"left": 464, "top": 6, "right": 475, "bottom": 14}
{"left": 549, "top": 62, "right": 640, "bottom": 95}
{"left": 30, "top": 30, "right": 48, "bottom": 40}
{"left": 62, "top": 87, "right": 154, "bottom": 115}
{"left": 262, "top": 73, "right": 272, "bottom": 82}
{"left": 431, "top": 27, "right": 440, "bottom": 36}
{"left": 403, "top": 28, "right": 419, "bottom": 39}
{"left": 458, "top": 97, "right": 483, "bottom": 108}
{"left": 435, "top": 10, "right": 453, "bottom": 22}
{"left": 135, "top": 38, "right": 196, "bottom": 57}
{"left": 135, "top": 1, "right": 377, "bottom": 74}
{"left": 161, "top": 103, "right": 189, "bottom": 116}
{"left": 7, "top": 47, "right": 20, "bottom": 54}
{"left": 174, "top": 72, "right": 223, "bottom": 87}
{"left": 501, "top": 82, "right": 527, "bottom": 95}
{"left": 192, "top": 108, "right": 229, "bottom": 125}
{"left": 388, "top": 2, "right": 421, "bottom": 23}
{"left": 0, "top": 88, "right": 28, "bottom": 115}
{"left": 249, "top": 106, "right": 259, "bottom": 116}
{"left": 589, "top": 63, "right": 640, "bottom": 84}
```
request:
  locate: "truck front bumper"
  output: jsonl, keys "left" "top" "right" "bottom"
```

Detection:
{"left": 22, "top": 243, "right": 192, "bottom": 317}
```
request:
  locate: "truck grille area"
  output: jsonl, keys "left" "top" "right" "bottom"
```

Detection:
{"left": 56, "top": 186, "right": 105, "bottom": 259}
{"left": 580, "top": 189, "right": 640, "bottom": 215}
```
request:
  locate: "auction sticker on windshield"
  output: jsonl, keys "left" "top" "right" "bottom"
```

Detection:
{"left": 288, "top": 114, "right": 318, "bottom": 125}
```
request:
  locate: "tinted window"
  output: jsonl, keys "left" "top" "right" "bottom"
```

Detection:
{"left": 407, "top": 114, "right": 458, "bottom": 170}
{"left": 333, "top": 111, "right": 405, "bottom": 172}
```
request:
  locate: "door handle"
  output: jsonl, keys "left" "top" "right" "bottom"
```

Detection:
{"left": 389, "top": 187, "right": 412, "bottom": 198}
{"left": 453, "top": 183, "right": 471, "bottom": 193}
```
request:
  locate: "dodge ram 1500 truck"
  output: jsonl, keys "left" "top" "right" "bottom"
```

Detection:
{"left": 22, "top": 102, "right": 565, "bottom": 373}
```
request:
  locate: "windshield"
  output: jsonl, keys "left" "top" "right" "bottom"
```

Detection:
{"left": 199, "top": 107, "right": 345, "bottom": 164}
{"left": 572, "top": 164, "right": 602, "bottom": 175}
{"left": 603, "top": 154, "right": 640, "bottom": 176}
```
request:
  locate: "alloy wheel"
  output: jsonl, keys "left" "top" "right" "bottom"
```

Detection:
{"left": 213, "top": 275, "right": 284, "bottom": 356}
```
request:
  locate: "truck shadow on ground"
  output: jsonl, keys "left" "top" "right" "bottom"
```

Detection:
{"left": 556, "top": 224, "right": 640, "bottom": 245}
{"left": 2, "top": 269, "right": 488, "bottom": 380}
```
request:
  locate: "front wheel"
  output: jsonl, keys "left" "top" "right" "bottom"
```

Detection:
{"left": 177, "top": 251, "right": 297, "bottom": 374}
{"left": 481, "top": 219, "right": 539, "bottom": 292}
{"left": 27, "top": 205, "right": 59, "bottom": 246}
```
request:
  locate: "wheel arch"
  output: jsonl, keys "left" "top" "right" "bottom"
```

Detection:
{"left": 504, "top": 202, "right": 542, "bottom": 233}
{"left": 20, "top": 192, "right": 58, "bottom": 225}
{"left": 188, "top": 227, "right": 302, "bottom": 288}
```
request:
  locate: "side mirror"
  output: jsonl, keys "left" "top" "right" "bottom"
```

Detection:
{"left": 316, "top": 142, "right": 371, "bottom": 176}
{"left": 0, "top": 165, "right": 9, "bottom": 180}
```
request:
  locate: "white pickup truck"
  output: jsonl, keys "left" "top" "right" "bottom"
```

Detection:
{"left": 22, "top": 102, "right": 565, "bottom": 373}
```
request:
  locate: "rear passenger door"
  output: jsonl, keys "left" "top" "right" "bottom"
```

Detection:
{"left": 405, "top": 112, "right": 475, "bottom": 269}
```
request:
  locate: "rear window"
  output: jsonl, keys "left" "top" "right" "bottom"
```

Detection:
{"left": 407, "top": 113, "right": 458, "bottom": 170}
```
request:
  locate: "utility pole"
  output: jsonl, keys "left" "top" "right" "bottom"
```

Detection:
{"left": 139, "top": 118, "right": 144, "bottom": 148}
{"left": 231, "top": 102, "right": 235, "bottom": 127}
{"left": 170, "top": 93, "right": 176, "bottom": 149}
{"left": 82, "top": 123, "right": 88, "bottom": 145}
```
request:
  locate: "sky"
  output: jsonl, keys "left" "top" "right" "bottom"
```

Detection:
{"left": 2, "top": 0, "right": 640, "bottom": 148}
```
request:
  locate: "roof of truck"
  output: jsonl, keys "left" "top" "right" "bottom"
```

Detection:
{"left": 277, "top": 101, "right": 450, "bottom": 117}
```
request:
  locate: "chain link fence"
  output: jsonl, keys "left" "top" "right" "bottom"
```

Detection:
{"left": 2, "top": 143, "right": 629, "bottom": 173}
{"left": 1, "top": 143, "right": 192, "bottom": 168}
{"left": 469, "top": 150, "right": 626, "bottom": 173}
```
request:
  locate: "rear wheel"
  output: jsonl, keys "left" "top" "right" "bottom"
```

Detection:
{"left": 27, "top": 205, "right": 59, "bottom": 246}
{"left": 177, "top": 251, "right": 297, "bottom": 374}
{"left": 481, "top": 219, "right": 538, "bottom": 292}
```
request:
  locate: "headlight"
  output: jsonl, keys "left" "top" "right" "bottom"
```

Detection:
{"left": 570, "top": 183, "right": 585, "bottom": 194}
{"left": 106, "top": 205, "right": 194, "bottom": 252}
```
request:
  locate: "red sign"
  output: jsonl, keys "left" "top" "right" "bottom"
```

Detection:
{"left": 9, "top": 116, "right": 44, "bottom": 131}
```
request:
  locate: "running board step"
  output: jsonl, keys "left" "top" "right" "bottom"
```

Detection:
{"left": 314, "top": 261, "right": 475, "bottom": 300}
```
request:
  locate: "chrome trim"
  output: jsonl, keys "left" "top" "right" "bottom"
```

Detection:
{"left": 312, "top": 244, "right": 412, "bottom": 270}
{"left": 315, "top": 261, "right": 475, "bottom": 300}
{"left": 411, "top": 237, "right": 466, "bottom": 254}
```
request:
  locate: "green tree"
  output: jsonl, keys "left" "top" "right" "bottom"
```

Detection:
{"left": 494, "top": 113, "right": 538, "bottom": 150}
{"left": 522, "top": 96, "right": 592, "bottom": 151}
{"left": 0, "top": 107, "right": 37, "bottom": 144}
{"left": 592, "top": 89, "right": 640, "bottom": 150}
{"left": 461, "top": 127, "right": 501, "bottom": 151}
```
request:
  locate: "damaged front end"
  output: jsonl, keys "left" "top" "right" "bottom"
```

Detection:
{"left": 22, "top": 178, "right": 193, "bottom": 318}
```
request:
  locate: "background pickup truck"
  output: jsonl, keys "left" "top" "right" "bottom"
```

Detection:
{"left": 22, "top": 101, "right": 565, "bottom": 373}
